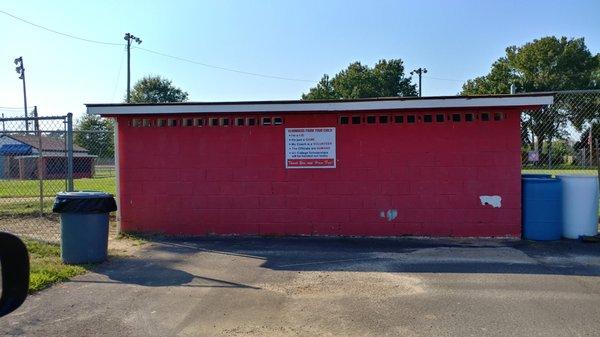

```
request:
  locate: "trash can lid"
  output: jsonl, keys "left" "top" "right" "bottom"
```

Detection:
{"left": 56, "top": 191, "right": 114, "bottom": 199}
{"left": 53, "top": 191, "right": 117, "bottom": 214}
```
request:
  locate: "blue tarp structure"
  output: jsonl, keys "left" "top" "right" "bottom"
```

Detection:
{"left": 0, "top": 144, "right": 32, "bottom": 155}
{"left": 0, "top": 144, "right": 33, "bottom": 178}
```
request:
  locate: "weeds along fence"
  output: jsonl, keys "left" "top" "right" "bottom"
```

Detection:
{"left": 0, "top": 114, "right": 115, "bottom": 243}
{"left": 521, "top": 90, "right": 600, "bottom": 175}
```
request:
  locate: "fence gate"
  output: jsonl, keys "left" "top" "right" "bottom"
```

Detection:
{"left": 0, "top": 115, "right": 74, "bottom": 242}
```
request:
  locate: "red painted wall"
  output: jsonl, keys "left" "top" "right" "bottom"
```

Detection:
{"left": 115, "top": 107, "right": 522, "bottom": 237}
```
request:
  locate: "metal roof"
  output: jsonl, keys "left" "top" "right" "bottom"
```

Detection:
{"left": 2, "top": 134, "right": 89, "bottom": 153}
{"left": 86, "top": 93, "right": 554, "bottom": 116}
{"left": 0, "top": 144, "right": 32, "bottom": 155}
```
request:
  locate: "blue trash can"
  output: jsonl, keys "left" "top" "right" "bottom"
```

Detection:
{"left": 52, "top": 191, "right": 117, "bottom": 264}
{"left": 522, "top": 177, "right": 562, "bottom": 241}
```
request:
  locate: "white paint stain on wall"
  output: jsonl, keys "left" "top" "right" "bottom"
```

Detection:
{"left": 380, "top": 209, "right": 398, "bottom": 221}
{"left": 479, "top": 195, "right": 502, "bottom": 208}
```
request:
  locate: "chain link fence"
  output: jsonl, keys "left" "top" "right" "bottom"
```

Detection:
{"left": 521, "top": 90, "right": 600, "bottom": 175}
{"left": 1, "top": 90, "right": 598, "bottom": 242}
{"left": 0, "top": 115, "right": 115, "bottom": 243}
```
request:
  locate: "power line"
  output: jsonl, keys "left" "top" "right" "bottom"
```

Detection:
{"left": 1, "top": 9, "right": 464, "bottom": 86}
{"left": 132, "top": 46, "right": 315, "bottom": 83}
{"left": 111, "top": 46, "right": 127, "bottom": 101}
{"left": 0, "top": 9, "right": 316, "bottom": 83}
{"left": 423, "top": 75, "right": 465, "bottom": 83}
{"left": 0, "top": 106, "right": 35, "bottom": 110}
{"left": 0, "top": 10, "right": 122, "bottom": 46}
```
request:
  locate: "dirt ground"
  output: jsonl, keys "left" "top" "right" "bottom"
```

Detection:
{"left": 0, "top": 216, "right": 119, "bottom": 244}
{"left": 0, "top": 215, "right": 61, "bottom": 243}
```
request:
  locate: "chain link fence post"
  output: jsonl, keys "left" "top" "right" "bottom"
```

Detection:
{"left": 66, "top": 113, "right": 74, "bottom": 192}
{"left": 37, "top": 123, "right": 44, "bottom": 216}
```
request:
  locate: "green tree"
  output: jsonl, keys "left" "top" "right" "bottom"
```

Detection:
{"left": 129, "top": 75, "right": 189, "bottom": 103}
{"left": 461, "top": 36, "right": 600, "bottom": 165}
{"left": 74, "top": 115, "right": 114, "bottom": 160}
{"left": 574, "top": 121, "right": 600, "bottom": 166}
{"left": 302, "top": 59, "right": 416, "bottom": 100}
{"left": 462, "top": 37, "right": 599, "bottom": 95}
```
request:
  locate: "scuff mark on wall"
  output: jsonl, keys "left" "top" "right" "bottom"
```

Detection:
{"left": 479, "top": 195, "right": 502, "bottom": 208}
{"left": 387, "top": 209, "right": 398, "bottom": 221}
{"left": 380, "top": 209, "right": 398, "bottom": 221}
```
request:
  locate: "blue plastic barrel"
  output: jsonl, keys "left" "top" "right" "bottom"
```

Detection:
{"left": 522, "top": 177, "right": 562, "bottom": 240}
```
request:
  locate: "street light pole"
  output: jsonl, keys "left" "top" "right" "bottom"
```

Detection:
{"left": 124, "top": 33, "right": 142, "bottom": 103}
{"left": 14, "top": 56, "right": 28, "bottom": 131}
{"left": 410, "top": 67, "right": 428, "bottom": 97}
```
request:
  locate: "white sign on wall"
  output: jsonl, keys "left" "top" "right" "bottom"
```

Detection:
{"left": 285, "top": 127, "right": 336, "bottom": 169}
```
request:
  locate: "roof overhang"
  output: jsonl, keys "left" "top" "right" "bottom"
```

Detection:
{"left": 86, "top": 93, "right": 554, "bottom": 116}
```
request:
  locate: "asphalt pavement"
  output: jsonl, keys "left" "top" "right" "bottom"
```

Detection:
{"left": 2, "top": 236, "right": 599, "bottom": 336}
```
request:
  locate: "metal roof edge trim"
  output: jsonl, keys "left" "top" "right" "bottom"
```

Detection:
{"left": 86, "top": 94, "right": 554, "bottom": 115}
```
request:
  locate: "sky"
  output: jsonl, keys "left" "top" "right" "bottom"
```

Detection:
{"left": 0, "top": 0, "right": 599, "bottom": 120}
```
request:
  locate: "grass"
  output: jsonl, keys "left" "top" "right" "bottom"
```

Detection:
{"left": 115, "top": 232, "right": 148, "bottom": 246}
{"left": 0, "top": 169, "right": 115, "bottom": 216}
{"left": 94, "top": 166, "right": 115, "bottom": 179}
{"left": 0, "top": 177, "right": 115, "bottom": 198}
{"left": 0, "top": 199, "right": 56, "bottom": 216}
{"left": 25, "top": 239, "right": 90, "bottom": 293}
{"left": 522, "top": 169, "right": 597, "bottom": 176}
{"left": 73, "top": 176, "right": 115, "bottom": 194}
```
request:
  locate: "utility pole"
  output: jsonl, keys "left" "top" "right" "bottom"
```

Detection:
{"left": 14, "top": 56, "right": 28, "bottom": 131}
{"left": 410, "top": 67, "right": 427, "bottom": 97}
{"left": 124, "top": 33, "right": 142, "bottom": 103}
{"left": 33, "top": 106, "right": 39, "bottom": 131}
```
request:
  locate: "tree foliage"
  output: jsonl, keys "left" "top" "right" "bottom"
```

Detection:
{"left": 302, "top": 59, "right": 416, "bottom": 100}
{"left": 129, "top": 75, "right": 189, "bottom": 103}
{"left": 462, "top": 36, "right": 599, "bottom": 95}
{"left": 74, "top": 114, "right": 114, "bottom": 159}
{"left": 461, "top": 36, "right": 600, "bottom": 160}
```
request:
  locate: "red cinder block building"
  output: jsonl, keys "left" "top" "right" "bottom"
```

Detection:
{"left": 87, "top": 94, "right": 553, "bottom": 237}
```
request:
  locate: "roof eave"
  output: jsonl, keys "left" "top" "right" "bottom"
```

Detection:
{"left": 86, "top": 94, "right": 554, "bottom": 116}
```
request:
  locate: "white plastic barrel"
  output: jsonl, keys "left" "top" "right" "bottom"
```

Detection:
{"left": 557, "top": 175, "right": 599, "bottom": 239}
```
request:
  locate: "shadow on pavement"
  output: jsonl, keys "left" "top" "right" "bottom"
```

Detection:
{"left": 72, "top": 256, "right": 260, "bottom": 289}
{"left": 145, "top": 236, "right": 600, "bottom": 277}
